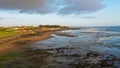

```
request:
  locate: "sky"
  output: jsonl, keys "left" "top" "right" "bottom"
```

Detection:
{"left": 0, "top": 0, "right": 120, "bottom": 26}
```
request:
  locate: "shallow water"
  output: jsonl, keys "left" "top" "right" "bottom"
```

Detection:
{"left": 31, "top": 27, "right": 120, "bottom": 68}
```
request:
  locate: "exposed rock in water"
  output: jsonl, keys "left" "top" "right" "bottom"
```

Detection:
{"left": 75, "top": 52, "right": 117, "bottom": 68}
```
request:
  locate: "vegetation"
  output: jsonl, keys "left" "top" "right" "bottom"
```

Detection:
{"left": 39, "top": 25, "right": 61, "bottom": 28}
{"left": 0, "top": 25, "right": 63, "bottom": 38}
{"left": 0, "top": 27, "right": 22, "bottom": 38}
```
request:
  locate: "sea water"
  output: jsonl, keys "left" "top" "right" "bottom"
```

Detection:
{"left": 32, "top": 26, "right": 120, "bottom": 67}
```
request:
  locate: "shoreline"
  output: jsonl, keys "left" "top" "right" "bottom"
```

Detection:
{"left": 0, "top": 30, "right": 58, "bottom": 55}
{"left": 0, "top": 27, "right": 73, "bottom": 55}
{"left": 0, "top": 27, "right": 120, "bottom": 68}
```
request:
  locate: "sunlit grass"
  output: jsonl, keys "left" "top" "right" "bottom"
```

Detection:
{"left": 0, "top": 31, "right": 23, "bottom": 38}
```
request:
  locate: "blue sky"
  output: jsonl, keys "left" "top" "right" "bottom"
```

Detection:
{"left": 0, "top": 0, "right": 120, "bottom": 26}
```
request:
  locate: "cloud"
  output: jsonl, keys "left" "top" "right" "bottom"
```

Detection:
{"left": 0, "top": 0, "right": 104, "bottom": 15}
{"left": 57, "top": 0, "right": 104, "bottom": 14}
{"left": 0, "top": 0, "right": 54, "bottom": 14}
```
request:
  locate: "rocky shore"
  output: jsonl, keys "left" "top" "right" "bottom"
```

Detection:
{"left": 0, "top": 27, "right": 120, "bottom": 68}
